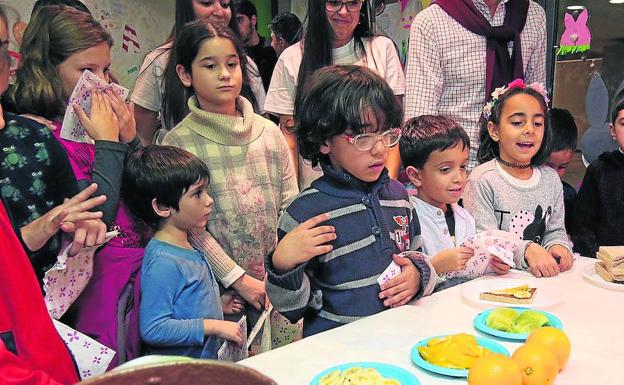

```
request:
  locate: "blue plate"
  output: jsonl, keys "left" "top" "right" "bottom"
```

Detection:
{"left": 410, "top": 335, "right": 509, "bottom": 378}
{"left": 310, "top": 362, "right": 420, "bottom": 385}
{"left": 473, "top": 307, "right": 563, "bottom": 341}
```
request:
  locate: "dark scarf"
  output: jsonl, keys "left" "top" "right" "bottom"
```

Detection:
{"left": 435, "top": 0, "right": 530, "bottom": 99}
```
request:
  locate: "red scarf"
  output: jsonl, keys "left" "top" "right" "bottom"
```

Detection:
{"left": 434, "top": 0, "right": 529, "bottom": 99}
{"left": 0, "top": 202, "right": 79, "bottom": 385}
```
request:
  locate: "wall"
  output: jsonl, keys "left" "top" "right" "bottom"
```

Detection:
{"left": 2, "top": 0, "right": 174, "bottom": 89}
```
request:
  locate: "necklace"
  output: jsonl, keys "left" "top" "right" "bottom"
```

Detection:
{"left": 497, "top": 157, "right": 532, "bottom": 169}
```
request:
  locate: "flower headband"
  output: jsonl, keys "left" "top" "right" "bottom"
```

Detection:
{"left": 482, "top": 79, "right": 550, "bottom": 120}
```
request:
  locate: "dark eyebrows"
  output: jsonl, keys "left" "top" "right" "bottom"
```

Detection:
{"left": 198, "top": 54, "right": 239, "bottom": 62}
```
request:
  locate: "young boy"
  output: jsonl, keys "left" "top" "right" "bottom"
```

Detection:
{"left": 572, "top": 100, "right": 624, "bottom": 257}
{"left": 122, "top": 145, "right": 243, "bottom": 358}
{"left": 545, "top": 108, "right": 578, "bottom": 235}
{"left": 399, "top": 115, "right": 510, "bottom": 290}
{"left": 265, "top": 65, "right": 433, "bottom": 337}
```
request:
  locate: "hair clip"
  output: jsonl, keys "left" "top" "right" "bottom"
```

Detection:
{"left": 482, "top": 79, "right": 550, "bottom": 120}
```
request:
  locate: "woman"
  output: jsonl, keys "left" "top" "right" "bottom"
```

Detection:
{"left": 265, "top": 0, "right": 405, "bottom": 189}
{"left": 131, "top": 0, "right": 265, "bottom": 144}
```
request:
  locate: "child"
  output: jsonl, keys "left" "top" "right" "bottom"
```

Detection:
{"left": 161, "top": 21, "right": 299, "bottom": 348}
{"left": 572, "top": 99, "right": 624, "bottom": 257}
{"left": 12, "top": 5, "right": 144, "bottom": 367}
{"left": 122, "top": 145, "right": 243, "bottom": 358}
{"left": 464, "top": 79, "right": 574, "bottom": 278}
{"left": 399, "top": 115, "right": 511, "bottom": 290}
{"left": 545, "top": 108, "right": 578, "bottom": 235}
{"left": 266, "top": 65, "right": 433, "bottom": 337}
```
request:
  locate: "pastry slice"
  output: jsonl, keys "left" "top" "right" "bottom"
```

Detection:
{"left": 597, "top": 246, "right": 624, "bottom": 268}
{"left": 479, "top": 284, "right": 537, "bottom": 304}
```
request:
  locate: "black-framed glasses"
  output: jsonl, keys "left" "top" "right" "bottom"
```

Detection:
{"left": 344, "top": 128, "right": 402, "bottom": 151}
{"left": 324, "top": 0, "right": 364, "bottom": 13}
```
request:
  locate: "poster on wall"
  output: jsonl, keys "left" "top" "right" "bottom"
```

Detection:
{"left": 3, "top": 0, "right": 173, "bottom": 89}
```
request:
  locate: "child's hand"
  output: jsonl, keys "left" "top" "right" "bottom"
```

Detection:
{"left": 549, "top": 244, "right": 574, "bottom": 272}
{"left": 272, "top": 213, "right": 335, "bottom": 272}
{"left": 379, "top": 254, "right": 421, "bottom": 308}
{"left": 69, "top": 218, "right": 108, "bottom": 256}
{"left": 104, "top": 88, "right": 136, "bottom": 143}
{"left": 431, "top": 247, "right": 473, "bottom": 274}
{"left": 525, "top": 243, "right": 560, "bottom": 277}
{"left": 490, "top": 256, "right": 511, "bottom": 275}
{"left": 221, "top": 290, "right": 244, "bottom": 315}
{"left": 74, "top": 90, "right": 120, "bottom": 142}
{"left": 218, "top": 320, "right": 244, "bottom": 346}
{"left": 232, "top": 273, "right": 268, "bottom": 311}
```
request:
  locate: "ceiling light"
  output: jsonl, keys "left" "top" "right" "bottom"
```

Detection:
{"left": 610, "top": 0, "right": 624, "bottom": 3}
{"left": 566, "top": 5, "right": 584, "bottom": 10}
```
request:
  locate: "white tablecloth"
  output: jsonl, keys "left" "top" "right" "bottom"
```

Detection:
{"left": 240, "top": 257, "right": 623, "bottom": 384}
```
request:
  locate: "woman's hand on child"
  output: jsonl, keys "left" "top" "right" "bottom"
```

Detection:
{"left": 379, "top": 254, "right": 421, "bottom": 308}
{"left": 232, "top": 273, "right": 269, "bottom": 311}
{"left": 549, "top": 244, "right": 574, "bottom": 272}
{"left": 105, "top": 88, "right": 137, "bottom": 143}
{"left": 20, "top": 183, "right": 106, "bottom": 253}
{"left": 74, "top": 90, "right": 120, "bottom": 142}
{"left": 431, "top": 247, "right": 473, "bottom": 274}
{"left": 272, "top": 213, "right": 335, "bottom": 272}
{"left": 525, "top": 243, "right": 560, "bottom": 277}
{"left": 221, "top": 290, "right": 245, "bottom": 315}
{"left": 490, "top": 256, "right": 511, "bottom": 275}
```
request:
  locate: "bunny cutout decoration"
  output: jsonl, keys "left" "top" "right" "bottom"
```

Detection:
{"left": 558, "top": 9, "right": 591, "bottom": 55}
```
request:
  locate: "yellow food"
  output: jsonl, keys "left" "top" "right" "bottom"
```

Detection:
{"left": 489, "top": 285, "right": 533, "bottom": 299}
{"left": 525, "top": 327, "right": 571, "bottom": 371}
{"left": 511, "top": 344, "right": 559, "bottom": 385}
{"left": 418, "top": 333, "right": 492, "bottom": 369}
{"left": 468, "top": 353, "right": 523, "bottom": 385}
{"left": 318, "top": 367, "right": 401, "bottom": 385}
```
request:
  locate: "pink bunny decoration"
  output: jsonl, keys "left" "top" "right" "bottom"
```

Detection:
{"left": 558, "top": 9, "right": 591, "bottom": 55}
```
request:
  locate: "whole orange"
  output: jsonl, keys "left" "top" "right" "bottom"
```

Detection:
{"left": 468, "top": 353, "right": 522, "bottom": 385}
{"left": 511, "top": 344, "right": 559, "bottom": 385}
{"left": 526, "top": 327, "right": 571, "bottom": 370}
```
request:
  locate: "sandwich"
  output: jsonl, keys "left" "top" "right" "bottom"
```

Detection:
{"left": 595, "top": 246, "right": 624, "bottom": 283}
{"left": 479, "top": 284, "right": 537, "bottom": 305}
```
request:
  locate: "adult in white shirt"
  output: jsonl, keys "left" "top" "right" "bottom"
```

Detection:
{"left": 131, "top": 0, "right": 265, "bottom": 144}
{"left": 265, "top": 0, "right": 405, "bottom": 189}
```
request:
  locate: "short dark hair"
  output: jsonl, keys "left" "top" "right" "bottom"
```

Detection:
{"left": 550, "top": 108, "right": 577, "bottom": 152}
{"left": 295, "top": 65, "right": 402, "bottom": 168}
{"left": 269, "top": 12, "right": 302, "bottom": 45}
{"left": 32, "top": 0, "right": 91, "bottom": 15}
{"left": 611, "top": 98, "right": 624, "bottom": 124}
{"left": 477, "top": 87, "right": 552, "bottom": 165}
{"left": 235, "top": 0, "right": 257, "bottom": 19}
{"left": 400, "top": 115, "right": 470, "bottom": 169}
{"left": 122, "top": 145, "right": 210, "bottom": 229}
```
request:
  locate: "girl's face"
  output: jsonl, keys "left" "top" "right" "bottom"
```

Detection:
{"left": 325, "top": 0, "right": 363, "bottom": 48}
{"left": 193, "top": 0, "right": 232, "bottom": 26}
{"left": 56, "top": 42, "right": 111, "bottom": 100}
{"left": 488, "top": 93, "right": 545, "bottom": 165}
{"left": 177, "top": 37, "right": 242, "bottom": 115}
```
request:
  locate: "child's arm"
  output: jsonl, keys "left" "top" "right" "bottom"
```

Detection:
{"left": 265, "top": 213, "right": 334, "bottom": 323}
{"left": 140, "top": 256, "right": 210, "bottom": 347}
{"left": 430, "top": 247, "right": 474, "bottom": 275}
{"left": 541, "top": 178, "right": 574, "bottom": 271}
{"left": 203, "top": 320, "right": 243, "bottom": 346}
{"left": 571, "top": 166, "right": 600, "bottom": 258}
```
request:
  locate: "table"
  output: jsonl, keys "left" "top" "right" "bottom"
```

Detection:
{"left": 240, "top": 257, "right": 624, "bottom": 384}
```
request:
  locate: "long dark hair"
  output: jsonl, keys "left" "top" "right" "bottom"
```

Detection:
{"left": 172, "top": 0, "right": 240, "bottom": 41}
{"left": 294, "top": 0, "right": 375, "bottom": 106}
{"left": 164, "top": 20, "right": 247, "bottom": 125}
{"left": 477, "top": 87, "right": 552, "bottom": 165}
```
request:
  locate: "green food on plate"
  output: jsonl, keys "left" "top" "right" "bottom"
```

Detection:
{"left": 486, "top": 308, "right": 550, "bottom": 333}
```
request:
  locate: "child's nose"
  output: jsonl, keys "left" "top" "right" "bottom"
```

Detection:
{"left": 370, "top": 137, "right": 386, "bottom": 154}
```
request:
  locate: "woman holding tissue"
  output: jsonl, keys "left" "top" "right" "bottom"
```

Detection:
{"left": 11, "top": 5, "right": 147, "bottom": 368}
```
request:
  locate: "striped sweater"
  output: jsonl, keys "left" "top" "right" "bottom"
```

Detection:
{"left": 265, "top": 164, "right": 432, "bottom": 337}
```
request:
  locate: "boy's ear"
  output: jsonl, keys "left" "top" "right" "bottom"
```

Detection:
{"left": 319, "top": 139, "right": 332, "bottom": 155}
{"left": 609, "top": 123, "right": 617, "bottom": 141}
{"left": 151, "top": 198, "right": 172, "bottom": 219}
{"left": 176, "top": 64, "right": 192, "bottom": 88}
{"left": 487, "top": 121, "right": 499, "bottom": 142}
{"left": 405, "top": 165, "right": 424, "bottom": 188}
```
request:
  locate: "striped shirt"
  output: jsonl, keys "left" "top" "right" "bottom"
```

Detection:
{"left": 265, "top": 165, "right": 432, "bottom": 337}
{"left": 404, "top": 0, "right": 547, "bottom": 170}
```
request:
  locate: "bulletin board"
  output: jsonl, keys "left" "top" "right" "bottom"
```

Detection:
{"left": 2, "top": 0, "right": 174, "bottom": 89}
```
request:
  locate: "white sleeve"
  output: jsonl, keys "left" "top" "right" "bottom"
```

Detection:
{"left": 130, "top": 49, "right": 169, "bottom": 112}
{"left": 373, "top": 36, "right": 406, "bottom": 96}
{"left": 246, "top": 57, "right": 266, "bottom": 115}
{"left": 264, "top": 46, "right": 300, "bottom": 116}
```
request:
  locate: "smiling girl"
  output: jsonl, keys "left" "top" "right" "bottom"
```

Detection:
{"left": 463, "top": 79, "right": 574, "bottom": 279}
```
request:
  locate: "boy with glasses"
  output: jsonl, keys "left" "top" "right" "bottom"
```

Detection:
{"left": 265, "top": 65, "right": 433, "bottom": 337}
